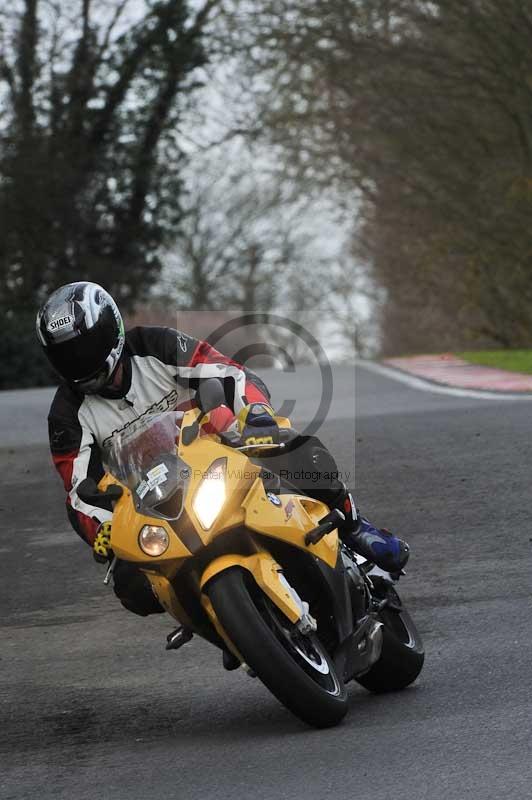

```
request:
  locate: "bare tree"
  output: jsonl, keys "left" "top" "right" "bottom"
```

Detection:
{"left": 0, "top": 0, "right": 222, "bottom": 310}
{"left": 155, "top": 151, "right": 340, "bottom": 362}
{"left": 0, "top": 0, "right": 223, "bottom": 387}
{"left": 225, "top": 0, "right": 532, "bottom": 352}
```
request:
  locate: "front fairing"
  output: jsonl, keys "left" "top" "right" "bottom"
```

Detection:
{"left": 101, "top": 408, "right": 339, "bottom": 568}
{"left": 102, "top": 419, "right": 262, "bottom": 563}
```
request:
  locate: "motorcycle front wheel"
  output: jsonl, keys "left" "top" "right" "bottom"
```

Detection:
{"left": 207, "top": 567, "right": 348, "bottom": 728}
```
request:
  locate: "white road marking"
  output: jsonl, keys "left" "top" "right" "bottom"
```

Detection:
{"left": 357, "top": 360, "right": 532, "bottom": 401}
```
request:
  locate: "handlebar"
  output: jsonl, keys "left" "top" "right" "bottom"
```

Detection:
{"left": 181, "top": 408, "right": 298, "bottom": 450}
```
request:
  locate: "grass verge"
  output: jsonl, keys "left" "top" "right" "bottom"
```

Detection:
{"left": 458, "top": 350, "right": 532, "bottom": 374}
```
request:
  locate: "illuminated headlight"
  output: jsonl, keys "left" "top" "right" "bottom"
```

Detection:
{"left": 139, "top": 525, "right": 169, "bottom": 557}
{"left": 192, "top": 458, "right": 227, "bottom": 529}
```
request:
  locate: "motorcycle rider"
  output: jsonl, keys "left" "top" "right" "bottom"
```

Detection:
{"left": 37, "top": 282, "right": 409, "bottom": 619}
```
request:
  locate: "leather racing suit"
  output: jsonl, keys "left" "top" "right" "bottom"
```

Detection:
{"left": 48, "top": 325, "right": 371, "bottom": 614}
{"left": 48, "top": 326, "right": 273, "bottom": 547}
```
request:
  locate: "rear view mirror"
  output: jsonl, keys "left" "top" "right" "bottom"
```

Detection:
{"left": 196, "top": 378, "right": 226, "bottom": 414}
{"left": 77, "top": 478, "right": 123, "bottom": 511}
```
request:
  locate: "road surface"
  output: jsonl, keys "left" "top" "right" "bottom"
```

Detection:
{"left": 1, "top": 364, "right": 531, "bottom": 799}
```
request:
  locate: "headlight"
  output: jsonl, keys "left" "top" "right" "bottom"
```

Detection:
{"left": 139, "top": 525, "right": 169, "bottom": 557}
{"left": 192, "top": 458, "right": 227, "bottom": 529}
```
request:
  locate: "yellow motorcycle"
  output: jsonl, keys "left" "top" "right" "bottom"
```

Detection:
{"left": 78, "top": 379, "right": 424, "bottom": 728}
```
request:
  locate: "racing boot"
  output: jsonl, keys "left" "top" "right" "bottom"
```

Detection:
{"left": 337, "top": 490, "right": 410, "bottom": 573}
{"left": 293, "top": 440, "right": 410, "bottom": 573}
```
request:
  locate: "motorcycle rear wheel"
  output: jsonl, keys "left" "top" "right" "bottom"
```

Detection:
{"left": 207, "top": 567, "right": 348, "bottom": 728}
{"left": 356, "top": 587, "right": 424, "bottom": 693}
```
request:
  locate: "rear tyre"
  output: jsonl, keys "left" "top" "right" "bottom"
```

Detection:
{"left": 207, "top": 567, "right": 348, "bottom": 728}
{"left": 356, "top": 587, "right": 424, "bottom": 693}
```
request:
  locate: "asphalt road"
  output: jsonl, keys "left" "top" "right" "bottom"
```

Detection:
{"left": 1, "top": 364, "right": 531, "bottom": 799}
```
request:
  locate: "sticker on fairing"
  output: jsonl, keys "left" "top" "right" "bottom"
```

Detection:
{"left": 267, "top": 492, "right": 282, "bottom": 507}
{"left": 136, "top": 480, "right": 149, "bottom": 499}
{"left": 284, "top": 498, "right": 295, "bottom": 521}
{"left": 148, "top": 473, "right": 167, "bottom": 490}
{"left": 146, "top": 463, "right": 169, "bottom": 490}
{"left": 137, "top": 464, "right": 169, "bottom": 499}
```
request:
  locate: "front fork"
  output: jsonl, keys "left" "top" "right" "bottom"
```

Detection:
{"left": 199, "top": 552, "right": 317, "bottom": 658}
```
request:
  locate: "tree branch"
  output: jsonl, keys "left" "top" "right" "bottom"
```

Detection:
{"left": 15, "top": 0, "right": 39, "bottom": 137}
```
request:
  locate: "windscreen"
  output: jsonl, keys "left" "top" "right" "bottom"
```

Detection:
{"left": 104, "top": 412, "right": 188, "bottom": 519}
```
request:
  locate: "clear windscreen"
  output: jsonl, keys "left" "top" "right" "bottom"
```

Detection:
{"left": 104, "top": 412, "right": 187, "bottom": 519}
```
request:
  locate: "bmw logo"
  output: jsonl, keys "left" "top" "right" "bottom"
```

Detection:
{"left": 267, "top": 492, "right": 282, "bottom": 507}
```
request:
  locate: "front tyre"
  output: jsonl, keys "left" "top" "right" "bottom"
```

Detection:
{"left": 356, "top": 586, "right": 424, "bottom": 693}
{"left": 207, "top": 567, "right": 348, "bottom": 728}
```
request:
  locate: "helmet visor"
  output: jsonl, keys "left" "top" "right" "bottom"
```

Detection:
{"left": 74, "top": 363, "right": 114, "bottom": 394}
{"left": 45, "top": 321, "right": 119, "bottom": 382}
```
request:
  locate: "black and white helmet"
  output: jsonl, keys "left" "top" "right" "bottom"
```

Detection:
{"left": 36, "top": 282, "right": 125, "bottom": 393}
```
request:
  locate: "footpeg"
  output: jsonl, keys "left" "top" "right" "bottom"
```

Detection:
{"left": 166, "top": 626, "right": 193, "bottom": 651}
{"left": 241, "top": 663, "right": 257, "bottom": 678}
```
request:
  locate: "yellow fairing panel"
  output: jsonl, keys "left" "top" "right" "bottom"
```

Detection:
{"left": 98, "top": 439, "right": 260, "bottom": 561}
{"left": 144, "top": 572, "right": 195, "bottom": 627}
{"left": 98, "top": 476, "right": 190, "bottom": 562}
{"left": 99, "top": 424, "right": 338, "bottom": 568}
{"left": 200, "top": 552, "right": 302, "bottom": 624}
{"left": 243, "top": 478, "right": 339, "bottom": 569}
